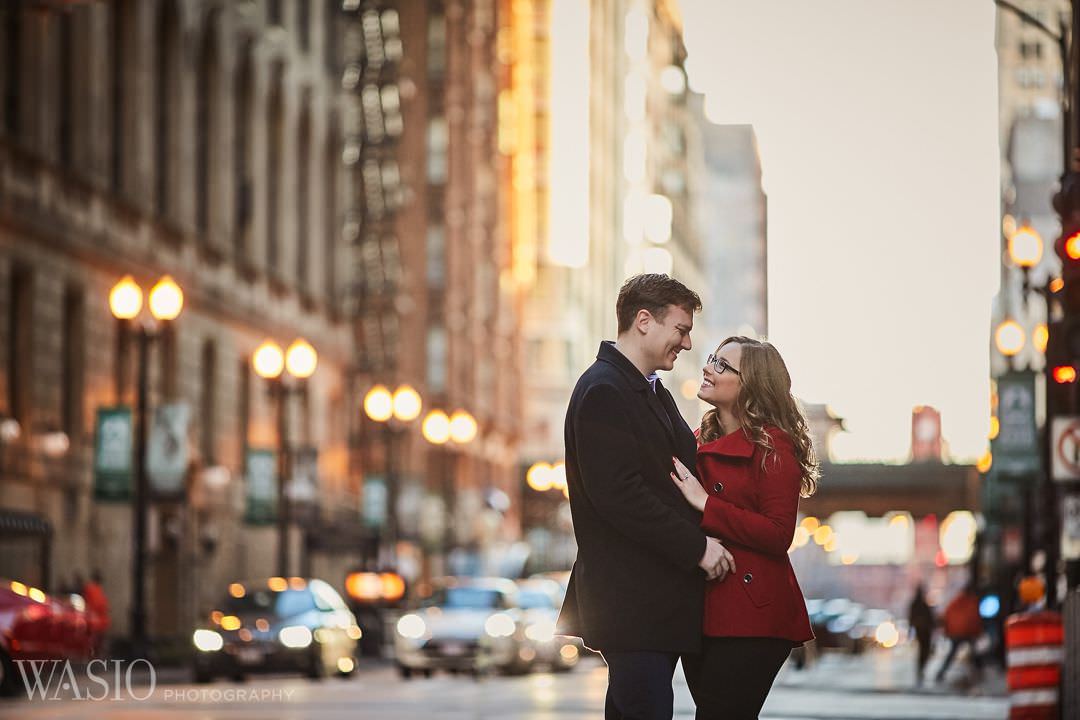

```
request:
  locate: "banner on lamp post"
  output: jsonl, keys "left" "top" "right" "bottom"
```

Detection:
{"left": 244, "top": 448, "right": 276, "bottom": 525}
{"left": 363, "top": 476, "right": 387, "bottom": 529}
{"left": 93, "top": 406, "right": 133, "bottom": 501}
{"left": 147, "top": 402, "right": 190, "bottom": 498}
{"left": 996, "top": 370, "right": 1040, "bottom": 477}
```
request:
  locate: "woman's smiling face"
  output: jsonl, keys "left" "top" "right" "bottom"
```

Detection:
{"left": 698, "top": 342, "right": 742, "bottom": 409}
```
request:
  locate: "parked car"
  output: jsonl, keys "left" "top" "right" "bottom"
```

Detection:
{"left": 516, "top": 579, "right": 580, "bottom": 672}
{"left": 394, "top": 577, "right": 530, "bottom": 678}
{"left": 191, "top": 577, "right": 361, "bottom": 683}
{"left": 0, "top": 579, "right": 101, "bottom": 696}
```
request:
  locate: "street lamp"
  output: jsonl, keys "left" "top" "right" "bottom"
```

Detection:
{"left": 108, "top": 273, "right": 184, "bottom": 655}
{"left": 252, "top": 338, "right": 318, "bottom": 577}
{"left": 364, "top": 384, "right": 424, "bottom": 556}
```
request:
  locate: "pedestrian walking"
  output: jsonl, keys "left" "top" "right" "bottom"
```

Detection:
{"left": 670, "top": 336, "right": 819, "bottom": 720}
{"left": 908, "top": 583, "right": 935, "bottom": 686}
{"left": 935, "top": 581, "right": 983, "bottom": 684}
{"left": 82, "top": 570, "right": 111, "bottom": 657}
{"left": 557, "top": 274, "right": 734, "bottom": 720}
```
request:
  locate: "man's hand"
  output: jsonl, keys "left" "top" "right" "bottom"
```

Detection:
{"left": 698, "top": 537, "right": 736, "bottom": 581}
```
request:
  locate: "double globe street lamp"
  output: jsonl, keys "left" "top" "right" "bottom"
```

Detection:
{"left": 252, "top": 339, "right": 318, "bottom": 577}
{"left": 108, "top": 274, "right": 184, "bottom": 655}
{"left": 363, "top": 384, "right": 477, "bottom": 558}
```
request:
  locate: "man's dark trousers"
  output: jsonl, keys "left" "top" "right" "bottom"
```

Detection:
{"left": 602, "top": 650, "right": 680, "bottom": 720}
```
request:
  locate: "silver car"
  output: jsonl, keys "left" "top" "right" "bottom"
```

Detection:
{"left": 516, "top": 578, "right": 581, "bottom": 672}
{"left": 393, "top": 577, "right": 531, "bottom": 678}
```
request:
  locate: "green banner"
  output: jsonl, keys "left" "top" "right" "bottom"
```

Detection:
{"left": 244, "top": 448, "right": 277, "bottom": 525}
{"left": 996, "top": 370, "right": 1040, "bottom": 477}
{"left": 363, "top": 476, "right": 387, "bottom": 529}
{"left": 94, "top": 406, "right": 133, "bottom": 501}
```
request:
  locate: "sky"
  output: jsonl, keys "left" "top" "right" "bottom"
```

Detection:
{"left": 679, "top": 0, "right": 1002, "bottom": 463}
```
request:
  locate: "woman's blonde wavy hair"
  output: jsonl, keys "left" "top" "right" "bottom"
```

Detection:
{"left": 698, "top": 336, "right": 820, "bottom": 497}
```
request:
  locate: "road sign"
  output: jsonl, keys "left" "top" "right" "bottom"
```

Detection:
{"left": 1052, "top": 416, "right": 1080, "bottom": 482}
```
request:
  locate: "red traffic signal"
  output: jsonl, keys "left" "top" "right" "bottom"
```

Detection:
{"left": 1065, "top": 231, "right": 1080, "bottom": 261}
{"left": 1052, "top": 365, "right": 1077, "bottom": 383}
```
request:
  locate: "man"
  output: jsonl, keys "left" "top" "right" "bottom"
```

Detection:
{"left": 557, "top": 274, "right": 734, "bottom": 720}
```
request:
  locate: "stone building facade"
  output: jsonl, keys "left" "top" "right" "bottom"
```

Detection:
{"left": 0, "top": 0, "right": 356, "bottom": 641}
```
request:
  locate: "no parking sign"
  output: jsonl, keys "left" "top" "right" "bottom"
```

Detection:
{"left": 1051, "top": 417, "right": 1080, "bottom": 482}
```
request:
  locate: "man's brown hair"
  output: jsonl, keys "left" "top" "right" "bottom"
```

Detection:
{"left": 615, "top": 274, "right": 702, "bottom": 334}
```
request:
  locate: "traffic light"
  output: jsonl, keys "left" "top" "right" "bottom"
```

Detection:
{"left": 1053, "top": 171, "right": 1080, "bottom": 314}
{"left": 1046, "top": 319, "right": 1080, "bottom": 416}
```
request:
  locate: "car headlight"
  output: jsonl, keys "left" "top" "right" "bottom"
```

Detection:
{"left": 484, "top": 613, "right": 516, "bottom": 638}
{"left": 874, "top": 621, "right": 899, "bottom": 648}
{"left": 193, "top": 629, "right": 224, "bottom": 652}
{"left": 397, "top": 614, "right": 427, "bottom": 640}
{"left": 525, "top": 619, "right": 556, "bottom": 643}
{"left": 278, "top": 625, "right": 313, "bottom": 649}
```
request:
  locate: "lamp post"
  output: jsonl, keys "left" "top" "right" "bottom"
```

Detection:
{"left": 108, "top": 274, "right": 184, "bottom": 655}
{"left": 364, "top": 384, "right": 423, "bottom": 558}
{"left": 252, "top": 338, "right": 318, "bottom": 577}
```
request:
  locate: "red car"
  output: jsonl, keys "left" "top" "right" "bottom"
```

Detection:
{"left": 0, "top": 579, "right": 101, "bottom": 696}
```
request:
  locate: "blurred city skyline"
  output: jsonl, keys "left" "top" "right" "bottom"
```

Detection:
{"left": 682, "top": 0, "right": 1002, "bottom": 462}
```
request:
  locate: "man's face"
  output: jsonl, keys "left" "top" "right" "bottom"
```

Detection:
{"left": 645, "top": 304, "right": 693, "bottom": 372}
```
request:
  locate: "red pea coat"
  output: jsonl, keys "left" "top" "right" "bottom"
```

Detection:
{"left": 695, "top": 426, "right": 814, "bottom": 645}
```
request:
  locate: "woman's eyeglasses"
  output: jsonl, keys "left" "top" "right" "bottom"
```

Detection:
{"left": 706, "top": 354, "right": 741, "bottom": 376}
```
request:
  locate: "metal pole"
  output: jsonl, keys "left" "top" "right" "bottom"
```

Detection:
{"left": 276, "top": 381, "right": 290, "bottom": 577}
{"left": 130, "top": 327, "right": 150, "bottom": 654}
{"left": 384, "top": 422, "right": 397, "bottom": 558}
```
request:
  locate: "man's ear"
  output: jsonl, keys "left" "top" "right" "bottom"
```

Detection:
{"left": 633, "top": 309, "right": 653, "bottom": 335}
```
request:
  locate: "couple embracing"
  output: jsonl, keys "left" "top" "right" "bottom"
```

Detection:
{"left": 556, "top": 274, "right": 820, "bottom": 720}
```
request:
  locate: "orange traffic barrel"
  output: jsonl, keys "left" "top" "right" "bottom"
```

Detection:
{"left": 1005, "top": 609, "right": 1063, "bottom": 720}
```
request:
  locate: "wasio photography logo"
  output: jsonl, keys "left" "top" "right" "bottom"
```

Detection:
{"left": 12, "top": 659, "right": 297, "bottom": 703}
{"left": 15, "top": 659, "right": 156, "bottom": 701}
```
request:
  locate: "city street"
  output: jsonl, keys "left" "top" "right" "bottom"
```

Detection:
{"left": 0, "top": 646, "right": 1008, "bottom": 720}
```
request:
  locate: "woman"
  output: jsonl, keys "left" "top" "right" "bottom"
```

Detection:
{"left": 669, "top": 336, "right": 819, "bottom": 719}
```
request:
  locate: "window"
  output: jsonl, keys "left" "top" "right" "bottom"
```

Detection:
{"left": 196, "top": 21, "right": 221, "bottom": 236}
{"left": 7, "top": 265, "right": 32, "bottom": 426}
{"left": 3, "top": 2, "right": 20, "bottom": 138}
{"left": 427, "top": 117, "right": 448, "bottom": 184}
{"left": 323, "top": 0, "right": 338, "bottom": 72}
{"left": 158, "top": 323, "right": 177, "bottom": 401}
{"left": 426, "top": 326, "right": 447, "bottom": 392}
{"left": 427, "top": 13, "right": 447, "bottom": 78}
{"left": 61, "top": 286, "right": 85, "bottom": 440}
{"left": 199, "top": 340, "right": 217, "bottom": 465}
{"left": 1020, "top": 41, "right": 1043, "bottom": 60}
{"left": 324, "top": 125, "right": 338, "bottom": 309}
{"left": 58, "top": 12, "right": 72, "bottom": 167}
{"left": 156, "top": 2, "right": 180, "bottom": 218}
{"left": 238, "top": 357, "right": 251, "bottom": 457}
{"left": 297, "top": 0, "right": 310, "bottom": 51}
{"left": 267, "top": 62, "right": 285, "bottom": 276}
{"left": 113, "top": 316, "right": 133, "bottom": 404}
{"left": 234, "top": 46, "right": 254, "bottom": 260}
{"left": 426, "top": 225, "right": 445, "bottom": 287}
{"left": 110, "top": 1, "right": 129, "bottom": 192}
{"left": 297, "top": 100, "right": 312, "bottom": 290}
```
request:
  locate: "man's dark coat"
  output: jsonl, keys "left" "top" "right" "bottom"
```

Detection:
{"left": 556, "top": 341, "right": 707, "bottom": 653}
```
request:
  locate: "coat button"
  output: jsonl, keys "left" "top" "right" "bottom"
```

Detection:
{"left": 712, "top": 482, "right": 724, "bottom": 493}
{"left": 743, "top": 573, "right": 753, "bottom": 584}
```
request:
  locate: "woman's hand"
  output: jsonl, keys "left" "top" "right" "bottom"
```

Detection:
{"left": 670, "top": 456, "right": 708, "bottom": 513}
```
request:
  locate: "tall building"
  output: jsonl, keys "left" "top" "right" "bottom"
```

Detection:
{"left": 0, "top": 0, "right": 354, "bottom": 640}
{"left": 992, "top": 0, "right": 1069, "bottom": 376}
{"left": 688, "top": 99, "right": 768, "bottom": 345}
{"left": 384, "top": 0, "right": 525, "bottom": 579}
{"left": 516, "top": 0, "right": 707, "bottom": 569}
